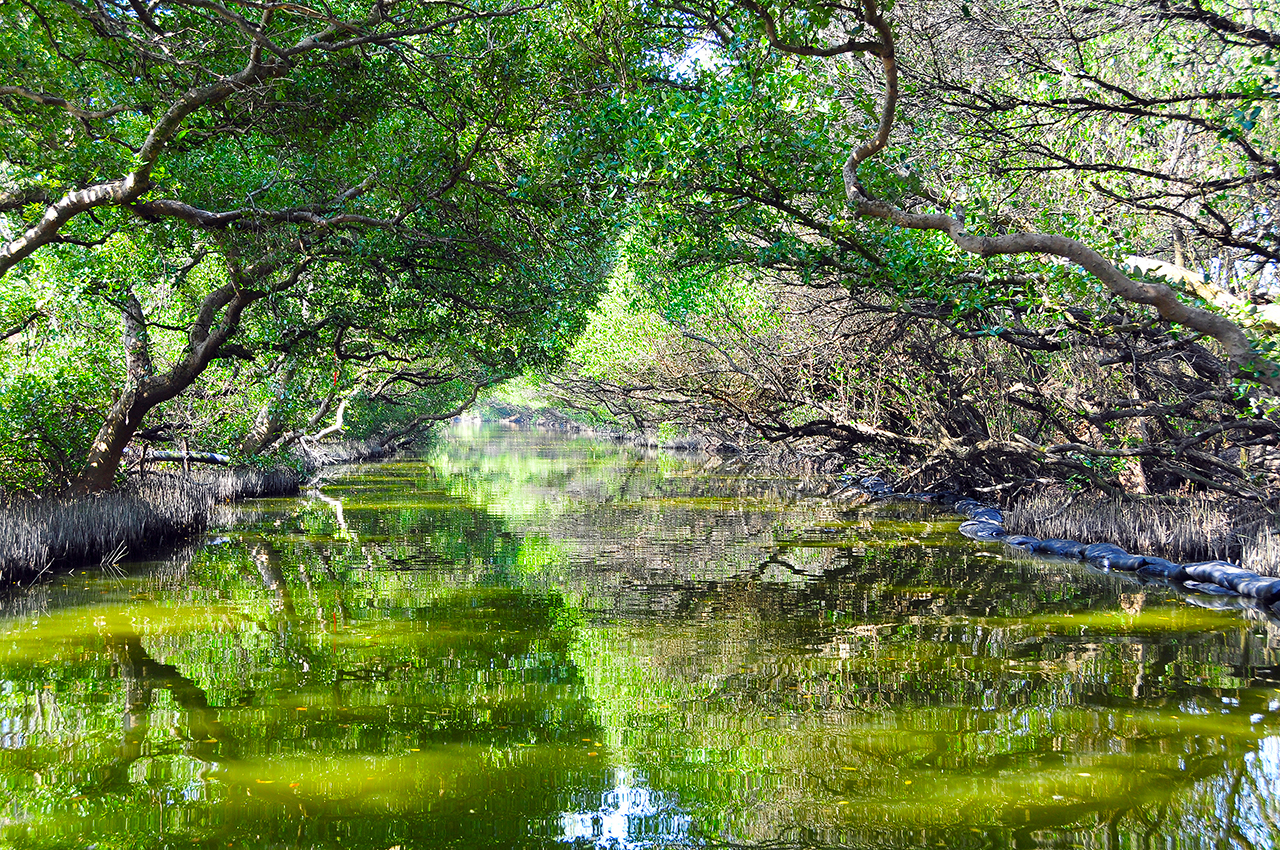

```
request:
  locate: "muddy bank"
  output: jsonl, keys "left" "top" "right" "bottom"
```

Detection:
{"left": 821, "top": 474, "right": 1280, "bottom": 619}
{"left": 0, "top": 439, "right": 398, "bottom": 585}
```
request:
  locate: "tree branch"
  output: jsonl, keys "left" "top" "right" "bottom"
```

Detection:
{"left": 0, "top": 85, "right": 131, "bottom": 120}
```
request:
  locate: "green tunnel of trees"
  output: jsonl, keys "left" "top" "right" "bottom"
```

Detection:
{"left": 3, "top": 0, "right": 1280, "bottom": 500}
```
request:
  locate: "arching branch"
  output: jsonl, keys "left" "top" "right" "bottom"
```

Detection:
{"left": 851, "top": 199, "right": 1280, "bottom": 390}
{"left": 795, "top": 0, "right": 1280, "bottom": 393}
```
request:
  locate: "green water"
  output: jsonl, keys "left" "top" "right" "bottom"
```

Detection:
{"left": 2, "top": 425, "right": 1278, "bottom": 849}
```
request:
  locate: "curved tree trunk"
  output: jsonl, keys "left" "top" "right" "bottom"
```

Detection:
{"left": 74, "top": 257, "right": 308, "bottom": 492}
{"left": 238, "top": 356, "right": 298, "bottom": 456}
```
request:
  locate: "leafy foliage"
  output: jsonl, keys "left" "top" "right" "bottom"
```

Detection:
{"left": 0, "top": 0, "right": 645, "bottom": 489}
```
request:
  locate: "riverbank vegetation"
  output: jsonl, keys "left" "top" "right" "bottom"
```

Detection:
{"left": 0, "top": 466, "right": 298, "bottom": 582}
{"left": 4, "top": 0, "right": 1280, "bottom": 559}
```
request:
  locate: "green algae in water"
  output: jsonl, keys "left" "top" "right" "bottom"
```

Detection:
{"left": 1, "top": 426, "right": 1278, "bottom": 849}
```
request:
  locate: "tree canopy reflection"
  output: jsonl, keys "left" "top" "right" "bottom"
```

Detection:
{"left": 1, "top": 427, "right": 1277, "bottom": 848}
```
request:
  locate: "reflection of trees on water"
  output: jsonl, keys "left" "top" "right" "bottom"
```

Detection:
{"left": 2, "top": 429, "right": 1280, "bottom": 848}
{"left": 1218, "top": 737, "right": 1280, "bottom": 849}
{"left": 0, "top": 615, "right": 240, "bottom": 844}
{"left": 0, "top": 563, "right": 609, "bottom": 847}
{"left": 188, "top": 432, "right": 1280, "bottom": 846}
{"left": 103, "top": 623, "right": 238, "bottom": 783}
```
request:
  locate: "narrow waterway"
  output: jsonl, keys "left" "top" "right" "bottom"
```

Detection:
{"left": 1, "top": 425, "right": 1278, "bottom": 849}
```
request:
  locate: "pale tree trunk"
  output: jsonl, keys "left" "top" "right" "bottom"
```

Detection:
{"left": 308, "top": 395, "right": 350, "bottom": 442}
{"left": 271, "top": 382, "right": 344, "bottom": 453}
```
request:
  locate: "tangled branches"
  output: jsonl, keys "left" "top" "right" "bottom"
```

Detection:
{"left": 553, "top": 277, "right": 1280, "bottom": 500}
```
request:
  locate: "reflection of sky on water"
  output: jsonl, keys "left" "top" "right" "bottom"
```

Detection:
{"left": 1233, "top": 735, "right": 1280, "bottom": 848}
{"left": 558, "top": 768, "right": 693, "bottom": 848}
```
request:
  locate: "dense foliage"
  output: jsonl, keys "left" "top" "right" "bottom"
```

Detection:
{"left": 544, "top": 0, "right": 1280, "bottom": 499}
{"left": 5, "top": 0, "right": 1280, "bottom": 500}
{"left": 0, "top": 0, "right": 637, "bottom": 490}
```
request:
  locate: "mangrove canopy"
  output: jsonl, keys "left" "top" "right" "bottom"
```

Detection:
{"left": 3, "top": 0, "right": 1280, "bottom": 501}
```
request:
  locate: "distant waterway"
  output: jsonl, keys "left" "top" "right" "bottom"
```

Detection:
{"left": 1, "top": 424, "right": 1278, "bottom": 849}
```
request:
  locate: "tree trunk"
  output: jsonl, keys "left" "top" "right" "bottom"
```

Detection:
{"left": 238, "top": 357, "right": 297, "bottom": 456}
{"left": 78, "top": 386, "right": 152, "bottom": 491}
{"left": 77, "top": 288, "right": 156, "bottom": 491}
{"left": 72, "top": 256, "right": 305, "bottom": 491}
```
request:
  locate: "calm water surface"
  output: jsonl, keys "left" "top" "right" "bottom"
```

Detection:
{"left": 2, "top": 425, "right": 1279, "bottom": 849}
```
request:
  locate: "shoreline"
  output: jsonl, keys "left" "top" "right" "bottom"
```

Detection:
{"left": 0, "top": 467, "right": 302, "bottom": 586}
{"left": 0, "top": 439, "right": 397, "bottom": 586}
{"left": 822, "top": 474, "right": 1280, "bottom": 619}
{"left": 479, "top": 412, "right": 1280, "bottom": 571}
{"left": 12, "top": 419, "right": 1276, "bottom": 621}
